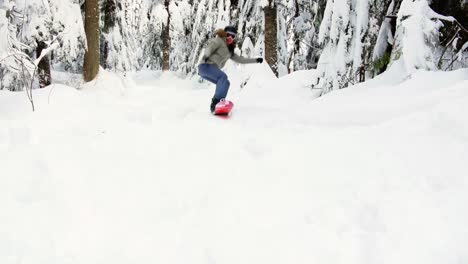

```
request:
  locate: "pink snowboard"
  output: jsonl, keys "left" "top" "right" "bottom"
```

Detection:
{"left": 214, "top": 99, "right": 234, "bottom": 115}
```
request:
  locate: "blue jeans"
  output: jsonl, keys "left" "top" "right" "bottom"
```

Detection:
{"left": 198, "top": 64, "right": 230, "bottom": 100}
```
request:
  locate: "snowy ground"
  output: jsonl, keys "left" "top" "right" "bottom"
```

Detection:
{"left": 1, "top": 62, "right": 468, "bottom": 264}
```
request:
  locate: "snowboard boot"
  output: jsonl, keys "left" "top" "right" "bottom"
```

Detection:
{"left": 210, "top": 97, "right": 221, "bottom": 113}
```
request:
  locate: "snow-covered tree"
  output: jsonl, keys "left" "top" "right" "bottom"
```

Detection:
{"left": 0, "top": 5, "right": 35, "bottom": 91}
{"left": 100, "top": 0, "right": 117, "bottom": 68}
{"left": 314, "top": 0, "right": 387, "bottom": 93}
{"left": 389, "top": 0, "right": 453, "bottom": 72}
{"left": 372, "top": 0, "right": 400, "bottom": 75}
{"left": 47, "top": 0, "right": 85, "bottom": 72}
{"left": 286, "top": 0, "right": 316, "bottom": 72}
{"left": 186, "top": 0, "right": 231, "bottom": 73}
{"left": 1, "top": 0, "right": 84, "bottom": 90}
{"left": 276, "top": 0, "right": 322, "bottom": 73}
{"left": 168, "top": 0, "right": 192, "bottom": 72}
{"left": 101, "top": 0, "right": 146, "bottom": 71}
{"left": 162, "top": 0, "right": 171, "bottom": 70}
{"left": 315, "top": 0, "right": 365, "bottom": 92}
{"left": 141, "top": 1, "right": 167, "bottom": 70}
{"left": 237, "top": 0, "right": 265, "bottom": 60}
{"left": 430, "top": 0, "right": 467, "bottom": 70}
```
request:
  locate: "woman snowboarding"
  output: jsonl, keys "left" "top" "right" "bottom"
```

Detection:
{"left": 198, "top": 26, "right": 263, "bottom": 114}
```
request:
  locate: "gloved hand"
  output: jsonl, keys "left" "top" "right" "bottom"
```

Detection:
{"left": 256, "top": 58, "right": 263, "bottom": 63}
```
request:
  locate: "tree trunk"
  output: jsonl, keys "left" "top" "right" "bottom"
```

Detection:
{"left": 36, "top": 41, "right": 51, "bottom": 88}
{"left": 264, "top": 0, "right": 278, "bottom": 77}
{"left": 291, "top": 0, "right": 300, "bottom": 72}
{"left": 83, "top": 0, "right": 100, "bottom": 82}
{"left": 162, "top": 0, "right": 171, "bottom": 71}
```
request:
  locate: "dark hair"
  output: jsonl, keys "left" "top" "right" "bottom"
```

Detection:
{"left": 228, "top": 42, "right": 235, "bottom": 55}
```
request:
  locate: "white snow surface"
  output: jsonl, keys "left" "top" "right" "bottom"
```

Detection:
{"left": 1, "top": 63, "right": 468, "bottom": 264}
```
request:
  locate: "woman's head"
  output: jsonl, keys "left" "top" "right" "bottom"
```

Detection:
{"left": 214, "top": 26, "right": 237, "bottom": 53}
{"left": 224, "top": 26, "right": 237, "bottom": 45}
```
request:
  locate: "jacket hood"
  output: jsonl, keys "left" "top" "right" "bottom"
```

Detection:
{"left": 214, "top": 29, "right": 228, "bottom": 39}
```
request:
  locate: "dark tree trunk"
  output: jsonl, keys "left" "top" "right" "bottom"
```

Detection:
{"left": 391, "top": 0, "right": 403, "bottom": 33}
{"left": 36, "top": 41, "right": 51, "bottom": 88}
{"left": 162, "top": 0, "right": 171, "bottom": 71}
{"left": 291, "top": 0, "right": 300, "bottom": 72}
{"left": 100, "top": 41, "right": 109, "bottom": 69}
{"left": 264, "top": 0, "right": 278, "bottom": 77}
{"left": 83, "top": 0, "right": 100, "bottom": 82}
{"left": 101, "top": 0, "right": 116, "bottom": 68}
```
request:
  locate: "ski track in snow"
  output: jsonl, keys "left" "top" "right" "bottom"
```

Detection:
{"left": 1, "top": 65, "right": 468, "bottom": 264}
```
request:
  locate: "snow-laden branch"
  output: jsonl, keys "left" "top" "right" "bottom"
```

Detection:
{"left": 446, "top": 41, "right": 468, "bottom": 70}
{"left": 33, "top": 34, "right": 62, "bottom": 66}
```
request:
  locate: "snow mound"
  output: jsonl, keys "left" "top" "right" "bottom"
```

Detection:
{"left": 303, "top": 63, "right": 468, "bottom": 127}
{"left": 1, "top": 64, "right": 468, "bottom": 264}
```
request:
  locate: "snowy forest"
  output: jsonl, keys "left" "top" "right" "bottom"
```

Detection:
{"left": 1, "top": 0, "right": 467, "bottom": 92}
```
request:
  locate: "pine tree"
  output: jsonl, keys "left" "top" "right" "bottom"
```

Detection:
{"left": 289, "top": 0, "right": 302, "bottom": 72}
{"left": 141, "top": 1, "right": 168, "bottom": 70}
{"left": 101, "top": 0, "right": 117, "bottom": 69}
{"left": 315, "top": 0, "right": 379, "bottom": 93}
{"left": 162, "top": 0, "right": 171, "bottom": 70}
{"left": 237, "top": 0, "right": 265, "bottom": 59}
{"left": 283, "top": 0, "right": 317, "bottom": 72}
{"left": 372, "top": 0, "right": 400, "bottom": 75}
{"left": 0, "top": 6, "right": 33, "bottom": 91}
{"left": 168, "top": 0, "right": 192, "bottom": 72}
{"left": 389, "top": 0, "right": 448, "bottom": 72}
{"left": 48, "top": 0, "right": 86, "bottom": 73}
{"left": 276, "top": 0, "right": 289, "bottom": 76}
{"left": 306, "top": 0, "right": 327, "bottom": 69}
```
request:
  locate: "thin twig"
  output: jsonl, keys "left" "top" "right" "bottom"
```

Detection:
{"left": 445, "top": 41, "right": 468, "bottom": 71}
{"left": 452, "top": 19, "right": 468, "bottom": 35}
{"left": 437, "top": 28, "right": 460, "bottom": 69}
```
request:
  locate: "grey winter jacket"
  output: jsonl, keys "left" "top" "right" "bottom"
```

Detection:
{"left": 200, "top": 36, "right": 257, "bottom": 69}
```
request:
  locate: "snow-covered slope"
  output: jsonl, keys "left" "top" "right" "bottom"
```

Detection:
{"left": 1, "top": 63, "right": 467, "bottom": 264}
